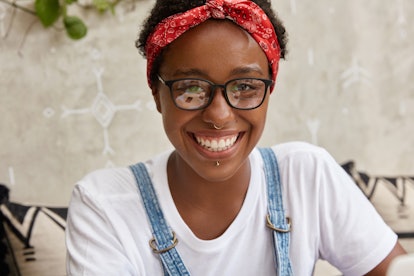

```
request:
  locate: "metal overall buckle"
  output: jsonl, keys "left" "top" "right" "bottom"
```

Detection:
{"left": 149, "top": 231, "right": 179, "bottom": 254}
{"left": 266, "top": 214, "right": 292, "bottom": 233}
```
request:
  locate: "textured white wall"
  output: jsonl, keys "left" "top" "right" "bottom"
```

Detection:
{"left": 0, "top": 0, "right": 413, "bottom": 205}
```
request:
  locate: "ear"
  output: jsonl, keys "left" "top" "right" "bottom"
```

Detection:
{"left": 152, "top": 87, "right": 162, "bottom": 113}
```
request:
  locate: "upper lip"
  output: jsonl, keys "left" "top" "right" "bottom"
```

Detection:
{"left": 190, "top": 130, "right": 241, "bottom": 139}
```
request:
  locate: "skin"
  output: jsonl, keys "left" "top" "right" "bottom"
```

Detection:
{"left": 365, "top": 243, "right": 406, "bottom": 275}
{"left": 151, "top": 19, "right": 406, "bottom": 274}
{"left": 153, "top": 20, "right": 270, "bottom": 240}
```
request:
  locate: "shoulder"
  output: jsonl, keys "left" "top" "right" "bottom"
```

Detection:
{"left": 254, "top": 141, "right": 338, "bottom": 178}
{"left": 76, "top": 166, "right": 137, "bottom": 198}
{"left": 266, "top": 141, "right": 354, "bottom": 197}
{"left": 269, "top": 141, "right": 338, "bottom": 176}
{"left": 74, "top": 149, "right": 172, "bottom": 199}
{"left": 271, "top": 141, "right": 332, "bottom": 162}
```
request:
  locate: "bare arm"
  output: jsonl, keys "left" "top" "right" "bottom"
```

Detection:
{"left": 365, "top": 242, "right": 407, "bottom": 276}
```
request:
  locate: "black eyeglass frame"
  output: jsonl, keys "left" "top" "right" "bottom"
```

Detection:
{"left": 157, "top": 75, "right": 273, "bottom": 111}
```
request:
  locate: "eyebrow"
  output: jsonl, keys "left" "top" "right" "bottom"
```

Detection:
{"left": 229, "top": 65, "right": 265, "bottom": 76}
{"left": 170, "top": 65, "right": 266, "bottom": 79}
{"left": 171, "top": 68, "right": 207, "bottom": 78}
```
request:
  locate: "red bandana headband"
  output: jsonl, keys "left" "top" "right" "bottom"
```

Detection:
{"left": 145, "top": 0, "right": 281, "bottom": 89}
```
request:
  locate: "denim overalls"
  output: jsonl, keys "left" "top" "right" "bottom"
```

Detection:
{"left": 130, "top": 148, "right": 293, "bottom": 275}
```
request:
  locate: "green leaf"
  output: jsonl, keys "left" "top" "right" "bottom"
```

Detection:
{"left": 65, "top": 0, "right": 77, "bottom": 4}
{"left": 109, "top": 4, "right": 115, "bottom": 15}
{"left": 63, "top": 16, "right": 87, "bottom": 40}
{"left": 93, "top": 0, "right": 111, "bottom": 12}
{"left": 35, "top": 0, "right": 61, "bottom": 27}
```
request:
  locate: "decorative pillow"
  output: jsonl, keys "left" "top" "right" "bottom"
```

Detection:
{"left": 0, "top": 184, "right": 67, "bottom": 276}
{"left": 341, "top": 161, "right": 414, "bottom": 238}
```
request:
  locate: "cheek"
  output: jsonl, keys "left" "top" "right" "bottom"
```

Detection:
{"left": 159, "top": 98, "right": 178, "bottom": 130}
{"left": 161, "top": 111, "right": 182, "bottom": 148}
{"left": 248, "top": 98, "right": 269, "bottom": 134}
{"left": 157, "top": 90, "right": 178, "bottom": 119}
{"left": 158, "top": 94, "right": 190, "bottom": 143}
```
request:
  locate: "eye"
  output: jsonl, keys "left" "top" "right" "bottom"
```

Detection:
{"left": 228, "top": 79, "right": 263, "bottom": 98}
{"left": 174, "top": 80, "right": 207, "bottom": 94}
{"left": 171, "top": 79, "right": 210, "bottom": 108}
{"left": 185, "top": 85, "right": 204, "bottom": 93}
{"left": 232, "top": 83, "right": 255, "bottom": 92}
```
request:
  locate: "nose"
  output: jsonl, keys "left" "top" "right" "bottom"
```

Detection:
{"left": 202, "top": 86, "right": 235, "bottom": 128}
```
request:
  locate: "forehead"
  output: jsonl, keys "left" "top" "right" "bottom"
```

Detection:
{"left": 159, "top": 20, "right": 269, "bottom": 80}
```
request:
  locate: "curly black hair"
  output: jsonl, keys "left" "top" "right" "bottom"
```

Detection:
{"left": 136, "top": 0, "right": 288, "bottom": 85}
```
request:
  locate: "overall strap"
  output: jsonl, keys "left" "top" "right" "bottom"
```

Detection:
{"left": 259, "top": 147, "right": 293, "bottom": 276}
{"left": 130, "top": 163, "right": 190, "bottom": 276}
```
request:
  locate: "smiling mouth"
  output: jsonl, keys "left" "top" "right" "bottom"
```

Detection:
{"left": 195, "top": 134, "right": 239, "bottom": 152}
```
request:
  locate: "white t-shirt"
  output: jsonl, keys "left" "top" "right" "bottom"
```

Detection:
{"left": 66, "top": 142, "right": 397, "bottom": 275}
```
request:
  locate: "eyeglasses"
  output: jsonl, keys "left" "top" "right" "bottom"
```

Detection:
{"left": 157, "top": 75, "right": 273, "bottom": 111}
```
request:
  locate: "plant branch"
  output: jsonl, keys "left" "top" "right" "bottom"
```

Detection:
{"left": 0, "top": 0, "right": 37, "bottom": 16}
{"left": 18, "top": 17, "right": 38, "bottom": 57}
{"left": 3, "top": 0, "right": 16, "bottom": 38}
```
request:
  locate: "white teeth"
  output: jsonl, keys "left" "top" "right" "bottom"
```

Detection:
{"left": 196, "top": 135, "right": 238, "bottom": 152}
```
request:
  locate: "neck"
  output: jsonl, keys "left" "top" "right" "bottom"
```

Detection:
{"left": 167, "top": 151, "right": 251, "bottom": 204}
{"left": 167, "top": 151, "right": 251, "bottom": 239}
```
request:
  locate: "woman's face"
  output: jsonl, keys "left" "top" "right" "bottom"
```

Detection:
{"left": 153, "top": 20, "right": 271, "bottom": 182}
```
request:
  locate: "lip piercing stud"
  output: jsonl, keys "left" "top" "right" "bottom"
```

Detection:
{"left": 213, "top": 124, "right": 223, "bottom": 130}
{"left": 215, "top": 161, "right": 220, "bottom": 166}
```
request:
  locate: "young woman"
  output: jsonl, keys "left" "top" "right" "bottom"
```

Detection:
{"left": 66, "top": 0, "right": 406, "bottom": 275}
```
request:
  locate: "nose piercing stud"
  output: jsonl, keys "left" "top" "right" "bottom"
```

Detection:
{"left": 213, "top": 124, "right": 223, "bottom": 130}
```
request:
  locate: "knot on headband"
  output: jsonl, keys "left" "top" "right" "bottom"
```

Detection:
{"left": 206, "top": 0, "right": 226, "bottom": 19}
{"left": 145, "top": 0, "right": 280, "bottom": 89}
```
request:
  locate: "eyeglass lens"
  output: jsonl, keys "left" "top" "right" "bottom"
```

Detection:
{"left": 170, "top": 78, "right": 267, "bottom": 110}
